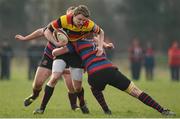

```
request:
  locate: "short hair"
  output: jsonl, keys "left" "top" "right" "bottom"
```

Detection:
{"left": 73, "top": 5, "right": 90, "bottom": 18}
{"left": 67, "top": 6, "right": 76, "bottom": 12}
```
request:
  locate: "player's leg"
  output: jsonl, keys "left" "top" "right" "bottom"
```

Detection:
{"left": 24, "top": 67, "right": 52, "bottom": 106}
{"left": 107, "top": 68, "right": 175, "bottom": 116}
{"left": 125, "top": 82, "right": 175, "bottom": 116}
{"left": 88, "top": 69, "right": 112, "bottom": 115}
{"left": 33, "top": 59, "right": 66, "bottom": 114}
{"left": 62, "top": 70, "right": 79, "bottom": 111}
{"left": 70, "top": 67, "right": 89, "bottom": 114}
{"left": 24, "top": 55, "right": 53, "bottom": 106}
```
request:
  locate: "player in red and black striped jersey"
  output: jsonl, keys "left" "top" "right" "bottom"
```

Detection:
{"left": 50, "top": 5, "right": 175, "bottom": 116}
{"left": 54, "top": 38, "right": 175, "bottom": 116}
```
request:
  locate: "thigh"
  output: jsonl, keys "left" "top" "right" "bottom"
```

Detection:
{"left": 33, "top": 67, "right": 52, "bottom": 89}
{"left": 88, "top": 69, "right": 109, "bottom": 91}
{"left": 108, "top": 68, "right": 131, "bottom": 91}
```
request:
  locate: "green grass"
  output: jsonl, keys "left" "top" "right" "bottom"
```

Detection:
{"left": 0, "top": 57, "right": 180, "bottom": 118}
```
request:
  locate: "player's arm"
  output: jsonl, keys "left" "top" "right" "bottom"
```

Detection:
{"left": 96, "top": 29, "right": 104, "bottom": 56}
{"left": 52, "top": 46, "right": 69, "bottom": 57}
{"left": 52, "top": 43, "right": 75, "bottom": 57}
{"left": 91, "top": 23, "right": 105, "bottom": 56}
{"left": 44, "top": 18, "right": 64, "bottom": 47}
{"left": 93, "top": 37, "right": 115, "bottom": 49}
{"left": 15, "top": 28, "right": 44, "bottom": 41}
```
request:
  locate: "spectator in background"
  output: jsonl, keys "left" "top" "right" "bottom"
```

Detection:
{"left": 27, "top": 41, "right": 44, "bottom": 80}
{"left": 144, "top": 42, "right": 155, "bottom": 80}
{"left": 0, "top": 41, "right": 13, "bottom": 80}
{"left": 128, "top": 38, "right": 143, "bottom": 80}
{"left": 168, "top": 41, "right": 180, "bottom": 81}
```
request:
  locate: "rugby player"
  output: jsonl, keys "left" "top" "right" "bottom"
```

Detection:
{"left": 51, "top": 5, "right": 175, "bottom": 116}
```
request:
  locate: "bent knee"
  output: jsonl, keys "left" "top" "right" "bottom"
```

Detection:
{"left": 125, "top": 82, "right": 142, "bottom": 98}
{"left": 48, "top": 72, "right": 62, "bottom": 86}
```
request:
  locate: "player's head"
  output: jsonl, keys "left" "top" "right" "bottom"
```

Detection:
{"left": 73, "top": 5, "right": 90, "bottom": 28}
{"left": 66, "top": 6, "right": 75, "bottom": 15}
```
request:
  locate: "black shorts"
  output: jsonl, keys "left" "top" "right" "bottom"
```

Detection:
{"left": 39, "top": 54, "right": 53, "bottom": 70}
{"left": 88, "top": 67, "right": 131, "bottom": 91}
{"left": 55, "top": 52, "right": 83, "bottom": 68}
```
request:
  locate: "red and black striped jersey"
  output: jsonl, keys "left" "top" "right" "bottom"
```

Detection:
{"left": 67, "top": 40, "right": 116, "bottom": 75}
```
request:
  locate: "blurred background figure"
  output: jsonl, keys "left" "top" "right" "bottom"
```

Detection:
{"left": 168, "top": 41, "right": 180, "bottom": 81}
{"left": 27, "top": 41, "right": 44, "bottom": 80}
{"left": 0, "top": 41, "right": 13, "bottom": 80}
{"left": 144, "top": 42, "right": 155, "bottom": 80}
{"left": 128, "top": 38, "right": 143, "bottom": 80}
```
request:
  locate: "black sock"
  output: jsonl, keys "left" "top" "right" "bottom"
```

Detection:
{"left": 68, "top": 92, "right": 78, "bottom": 109}
{"left": 40, "top": 85, "right": 54, "bottom": 110}
{"left": 31, "top": 88, "right": 41, "bottom": 99}
{"left": 91, "top": 88, "right": 110, "bottom": 112}
{"left": 138, "top": 92, "right": 164, "bottom": 113}
{"left": 76, "top": 87, "right": 85, "bottom": 107}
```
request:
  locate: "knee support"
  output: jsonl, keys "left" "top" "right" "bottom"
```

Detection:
{"left": 125, "top": 82, "right": 142, "bottom": 97}
{"left": 52, "top": 59, "right": 66, "bottom": 73}
{"left": 70, "top": 67, "right": 83, "bottom": 81}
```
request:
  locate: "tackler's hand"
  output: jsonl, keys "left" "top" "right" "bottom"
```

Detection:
{"left": 105, "top": 43, "right": 115, "bottom": 49}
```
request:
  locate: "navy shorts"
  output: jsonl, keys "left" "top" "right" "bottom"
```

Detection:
{"left": 55, "top": 52, "right": 83, "bottom": 68}
{"left": 39, "top": 54, "right": 53, "bottom": 70}
{"left": 88, "top": 67, "right": 131, "bottom": 91}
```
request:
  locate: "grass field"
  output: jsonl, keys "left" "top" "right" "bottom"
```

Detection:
{"left": 0, "top": 57, "right": 180, "bottom": 118}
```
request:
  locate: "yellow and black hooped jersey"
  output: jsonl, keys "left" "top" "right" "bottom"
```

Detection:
{"left": 48, "top": 14, "right": 100, "bottom": 41}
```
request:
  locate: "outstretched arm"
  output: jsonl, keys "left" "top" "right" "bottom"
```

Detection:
{"left": 15, "top": 28, "right": 44, "bottom": 41}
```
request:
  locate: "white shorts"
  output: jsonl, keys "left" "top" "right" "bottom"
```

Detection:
{"left": 70, "top": 67, "right": 83, "bottom": 81}
{"left": 52, "top": 59, "right": 66, "bottom": 73}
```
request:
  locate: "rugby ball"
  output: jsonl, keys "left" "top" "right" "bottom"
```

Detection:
{"left": 53, "top": 29, "right": 69, "bottom": 44}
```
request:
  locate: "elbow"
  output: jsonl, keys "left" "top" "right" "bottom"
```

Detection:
{"left": 44, "top": 28, "right": 52, "bottom": 37}
{"left": 38, "top": 28, "right": 45, "bottom": 36}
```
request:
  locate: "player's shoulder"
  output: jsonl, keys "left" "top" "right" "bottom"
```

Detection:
{"left": 60, "top": 15, "right": 67, "bottom": 21}
{"left": 84, "top": 19, "right": 95, "bottom": 31}
{"left": 60, "top": 14, "right": 73, "bottom": 26}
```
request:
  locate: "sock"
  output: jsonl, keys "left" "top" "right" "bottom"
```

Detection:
{"left": 91, "top": 88, "right": 110, "bottom": 112}
{"left": 31, "top": 88, "right": 42, "bottom": 99}
{"left": 40, "top": 85, "right": 54, "bottom": 110}
{"left": 68, "top": 92, "right": 78, "bottom": 109}
{"left": 138, "top": 92, "right": 164, "bottom": 113}
{"left": 76, "top": 87, "right": 85, "bottom": 107}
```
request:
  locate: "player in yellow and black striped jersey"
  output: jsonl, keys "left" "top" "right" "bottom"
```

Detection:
{"left": 48, "top": 11, "right": 100, "bottom": 42}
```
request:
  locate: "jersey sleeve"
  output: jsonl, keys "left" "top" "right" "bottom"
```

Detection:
{"left": 48, "top": 18, "right": 62, "bottom": 32}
